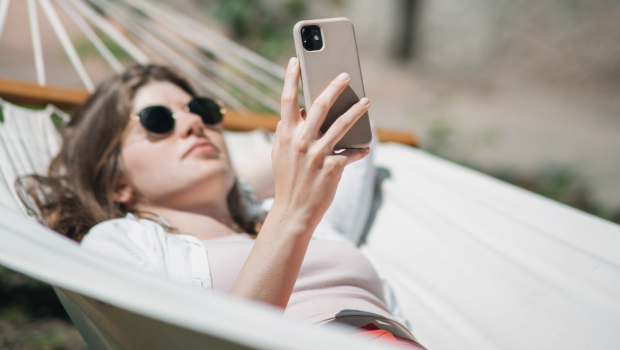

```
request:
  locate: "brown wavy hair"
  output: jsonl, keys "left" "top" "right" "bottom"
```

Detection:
{"left": 17, "top": 65, "right": 256, "bottom": 242}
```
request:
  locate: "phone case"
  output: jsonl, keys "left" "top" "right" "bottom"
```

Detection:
{"left": 293, "top": 18, "right": 372, "bottom": 149}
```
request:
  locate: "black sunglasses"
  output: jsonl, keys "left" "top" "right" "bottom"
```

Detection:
{"left": 132, "top": 97, "right": 225, "bottom": 134}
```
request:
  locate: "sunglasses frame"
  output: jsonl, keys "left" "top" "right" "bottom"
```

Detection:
{"left": 131, "top": 97, "right": 226, "bottom": 135}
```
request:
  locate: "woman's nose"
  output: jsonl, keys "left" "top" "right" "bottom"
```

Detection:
{"left": 173, "top": 108, "right": 204, "bottom": 138}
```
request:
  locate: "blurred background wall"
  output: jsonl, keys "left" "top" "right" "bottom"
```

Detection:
{"left": 341, "top": 0, "right": 620, "bottom": 219}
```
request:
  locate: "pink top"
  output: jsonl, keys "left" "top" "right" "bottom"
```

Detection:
{"left": 202, "top": 234, "right": 395, "bottom": 324}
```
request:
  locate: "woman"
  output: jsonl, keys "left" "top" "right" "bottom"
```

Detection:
{"left": 21, "top": 61, "right": 425, "bottom": 349}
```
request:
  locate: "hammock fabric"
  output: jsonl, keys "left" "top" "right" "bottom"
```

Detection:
{"left": 0, "top": 101, "right": 619, "bottom": 350}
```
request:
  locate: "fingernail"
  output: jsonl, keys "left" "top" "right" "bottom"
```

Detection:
{"left": 359, "top": 97, "right": 370, "bottom": 106}
{"left": 338, "top": 72, "right": 349, "bottom": 81}
{"left": 288, "top": 57, "right": 297, "bottom": 69}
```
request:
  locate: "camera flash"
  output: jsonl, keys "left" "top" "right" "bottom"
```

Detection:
{"left": 314, "top": 35, "right": 319, "bottom": 40}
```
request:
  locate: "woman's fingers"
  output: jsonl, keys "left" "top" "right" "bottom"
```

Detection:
{"left": 319, "top": 97, "right": 370, "bottom": 151}
{"left": 329, "top": 147, "right": 370, "bottom": 168}
{"left": 280, "top": 58, "right": 302, "bottom": 127}
{"left": 303, "top": 72, "right": 351, "bottom": 136}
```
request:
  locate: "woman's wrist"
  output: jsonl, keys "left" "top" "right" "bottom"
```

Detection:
{"left": 263, "top": 200, "right": 319, "bottom": 238}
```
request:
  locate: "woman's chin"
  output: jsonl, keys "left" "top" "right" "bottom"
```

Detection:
{"left": 180, "top": 170, "right": 235, "bottom": 201}
{"left": 139, "top": 159, "right": 234, "bottom": 210}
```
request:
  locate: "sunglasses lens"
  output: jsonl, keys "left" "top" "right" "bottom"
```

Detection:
{"left": 188, "top": 97, "right": 223, "bottom": 125}
{"left": 138, "top": 106, "right": 175, "bottom": 134}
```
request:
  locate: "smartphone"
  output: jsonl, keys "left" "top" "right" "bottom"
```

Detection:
{"left": 293, "top": 18, "right": 372, "bottom": 149}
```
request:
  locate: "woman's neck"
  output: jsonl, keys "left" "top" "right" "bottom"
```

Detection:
{"left": 134, "top": 204, "right": 241, "bottom": 240}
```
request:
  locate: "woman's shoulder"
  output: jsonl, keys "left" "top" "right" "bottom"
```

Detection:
{"left": 84, "top": 213, "right": 205, "bottom": 249}
{"left": 82, "top": 213, "right": 172, "bottom": 254}
{"left": 80, "top": 214, "right": 212, "bottom": 290}
{"left": 84, "top": 213, "right": 166, "bottom": 243}
{"left": 80, "top": 213, "right": 169, "bottom": 271}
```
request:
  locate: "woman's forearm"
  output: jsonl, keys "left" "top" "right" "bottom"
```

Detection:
{"left": 228, "top": 203, "right": 313, "bottom": 307}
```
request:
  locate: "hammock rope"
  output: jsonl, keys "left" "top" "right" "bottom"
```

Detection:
{"left": 6, "top": 0, "right": 300, "bottom": 112}
{"left": 134, "top": 0, "right": 287, "bottom": 81}
{"left": 137, "top": 18, "right": 281, "bottom": 112}
{"left": 55, "top": 0, "right": 124, "bottom": 74}
{"left": 39, "top": 0, "right": 95, "bottom": 92}
{"left": 89, "top": 0, "right": 246, "bottom": 110}
{"left": 112, "top": 0, "right": 281, "bottom": 112}
{"left": 124, "top": 0, "right": 303, "bottom": 103}
{"left": 0, "top": 0, "right": 10, "bottom": 44}
{"left": 66, "top": 0, "right": 150, "bottom": 65}
{"left": 28, "top": 0, "right": 46, "bottom": 86}
{"left": 127, "top": 0, "right": 286, "bottom": 93}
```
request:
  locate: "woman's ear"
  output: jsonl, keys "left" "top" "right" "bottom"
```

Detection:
{"left": 113, "top": 179, "right": 135, "bottom": 204}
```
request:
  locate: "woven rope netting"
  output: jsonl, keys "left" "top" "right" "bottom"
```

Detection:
{"left": 0, "top": 0, "right": 299, "bottom": 113}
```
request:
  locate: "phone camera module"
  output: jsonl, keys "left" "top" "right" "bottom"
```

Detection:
{"left": 303, "top": 39, "right": 315, "bottom": 50}
{"left": 301, "top": 25, "right": 323, "bottom": 51}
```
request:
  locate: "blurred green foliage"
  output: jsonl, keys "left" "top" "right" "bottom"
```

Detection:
{"left": 209, "top": 0, "right": 343, "bottom": 61}
{"left": 493, "top": 167, "right": 615, "bottom": 221}
{"left": 211, "top": 0, "right": 307, "bottom": 60}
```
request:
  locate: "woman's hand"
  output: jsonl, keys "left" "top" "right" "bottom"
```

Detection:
{"left": 271, "top": 57, "right": 370, "bottom": 228}
{"left": 229, "top": 57, "right": 370, "bottom": 307}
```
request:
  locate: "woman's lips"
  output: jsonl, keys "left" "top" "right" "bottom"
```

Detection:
{"left": 184, "top": 140, "right": 218, "bottom": 158}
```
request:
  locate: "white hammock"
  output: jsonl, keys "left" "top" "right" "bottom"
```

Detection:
{"left": 1, "top": 99, "right": 619, "bottom": 350}
{"left": 0, "top": 0, "right": 619, "bottom": 349}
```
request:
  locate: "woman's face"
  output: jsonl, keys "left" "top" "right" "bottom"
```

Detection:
{"left": 119, "top": 81, "right": 234, "bottom": 212}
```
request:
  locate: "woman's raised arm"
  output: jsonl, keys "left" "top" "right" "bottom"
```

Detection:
{"left": 228, "top": 57, "right": 370, "bottom": 307}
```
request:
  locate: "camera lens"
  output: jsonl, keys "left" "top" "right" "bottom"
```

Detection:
{"left": 303, "top": 39, "right": 314, "bottom": 50}
{"left": 302, "top": 27, "right": 311, "bottom": 38}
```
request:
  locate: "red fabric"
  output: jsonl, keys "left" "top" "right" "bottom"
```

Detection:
{"left": 353, "top": 323, "right": 427, "bottom": 349}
